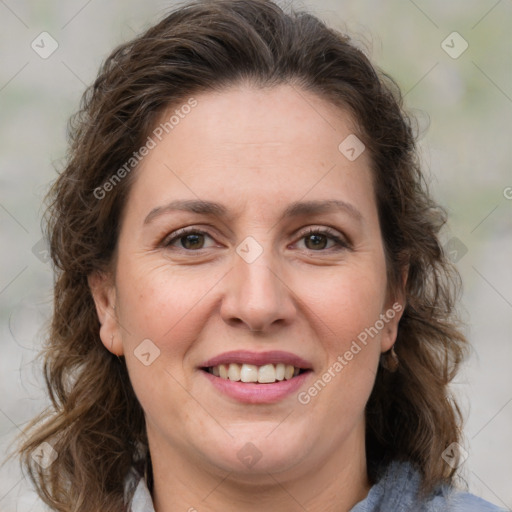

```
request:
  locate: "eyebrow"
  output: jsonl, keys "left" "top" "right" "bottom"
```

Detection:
{"left": 143, "top": 198, "right": 363, "bottom": 225}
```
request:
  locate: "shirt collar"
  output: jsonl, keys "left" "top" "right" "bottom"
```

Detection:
{"left": 124, "top": 466, "right": 155, "bottom": 512}
{"left": 123, "top": 460, "right": 420, "bottom": 512}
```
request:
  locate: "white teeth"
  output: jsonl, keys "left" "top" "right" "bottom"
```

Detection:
{"left": 240, "top": 364, "right": 258, "bottom": 383}
{"left": 208, "top": 362, "right": 303, "bottom": 383}
{"left": 219, "top": 364, "right": 228, "bottom": 379}
{"left": 258, "top": 364, "right": 276, "bottom": 383}
{"left": 228, "top": 363, "right": 241, "bottom": 381}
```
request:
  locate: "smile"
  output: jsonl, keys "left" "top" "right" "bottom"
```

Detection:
{"left": 204, "top": 363, "right": 305, "bottom": 383}
{"left": 199, "top": 350, "right": 313, "bottom": 403}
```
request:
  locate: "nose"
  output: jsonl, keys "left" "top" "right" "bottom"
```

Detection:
{"left": 220, "top": 244, "right": 297, "bottom": 333}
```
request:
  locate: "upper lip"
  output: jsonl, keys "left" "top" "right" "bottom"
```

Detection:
{"left": 200, "top": 350, "right": 313, "bottom": 370}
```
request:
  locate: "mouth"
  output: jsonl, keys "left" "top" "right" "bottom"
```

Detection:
{"left": 198, "top": 350, "right": 313, "bottom": 403}
{"left": 201, "top": 363, "right": 310, "bottom": 384}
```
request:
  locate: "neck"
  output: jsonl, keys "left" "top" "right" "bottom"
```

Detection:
{"left": 148, "top": 427, "right": 371, "bottom": 512}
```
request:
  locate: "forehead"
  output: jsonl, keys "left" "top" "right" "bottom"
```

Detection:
{"left": 153, "top": 83, "right": 360, "bottom": 157}
{"left": 124, "top": 83, "right": 375, "bottom": 222}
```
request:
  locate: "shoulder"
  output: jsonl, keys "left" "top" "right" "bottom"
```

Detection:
{"left": 350, "top": 460, "right": 507, "bottom": 512}
{"left": 433, "top": 488, "right": 508, "bottom": 512}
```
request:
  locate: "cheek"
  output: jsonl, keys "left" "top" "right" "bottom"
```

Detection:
{"left": 290, "top": 270, "right": 387, "bottom": 457}
{"left": 298, "top": 260, "right": 387, "bottom": 401}
{"left": 303, "top": 261, "right": 387, "bottom": 341}
{"left": 116, "top": 262, "right": 215, "bottom": 427}
{"left": 116, "top": 259, "right": 224, "bottom": 359}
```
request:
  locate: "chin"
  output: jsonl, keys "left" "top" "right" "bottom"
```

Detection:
{"left": 199, "top": 430, "right": 310, "bottom": 479}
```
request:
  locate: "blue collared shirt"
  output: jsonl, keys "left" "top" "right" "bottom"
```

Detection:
{"left": 124, "top": 460, "right": 507, "bottom": 511}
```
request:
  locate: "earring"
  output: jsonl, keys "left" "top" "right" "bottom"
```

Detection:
{"left": 380, "top": 344, "right": 399, "bottom": 372}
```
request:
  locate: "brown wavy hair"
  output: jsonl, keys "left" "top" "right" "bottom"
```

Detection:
{"left": 13, "top": 0, "right": 468, "bottom": 510}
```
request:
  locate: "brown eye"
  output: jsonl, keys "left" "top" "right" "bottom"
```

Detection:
{"left": 297, "top": 228, "right": 350, "bottom": 252}
{"left": 180, "top": 233, "right": 205, "bottom": 250}
{"left": 304, "top": 233, "right": 329, "bottom": 250}
{"left": 163, "top": 229, "right": 214, "bottom": 250}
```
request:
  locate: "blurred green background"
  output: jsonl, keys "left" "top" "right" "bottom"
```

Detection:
{"left": 1, "top": 1, "right": 511, "bottom": 510}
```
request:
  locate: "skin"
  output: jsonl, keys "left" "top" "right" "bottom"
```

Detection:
{"left": 89, "top": 83, "right": 405, "bottom": 512}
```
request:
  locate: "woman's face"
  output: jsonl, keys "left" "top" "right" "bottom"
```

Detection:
{"left": 90, "top": 84, "right": 403, "bottom": 482}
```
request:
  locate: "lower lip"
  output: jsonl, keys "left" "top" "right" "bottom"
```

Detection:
{"left": 201, "top": 370, "right": 312, "bottom": 404}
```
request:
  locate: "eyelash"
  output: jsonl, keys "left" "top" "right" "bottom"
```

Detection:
{"left": 161, "top": 226, "right": 351, "bottom": 252}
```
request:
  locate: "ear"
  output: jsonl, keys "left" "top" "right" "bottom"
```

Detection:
{"left": 380, "top": 265, "right": 408, "bottom": 353}
{"left": 88, "top": 271, "right": 124, "bottom": 356}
